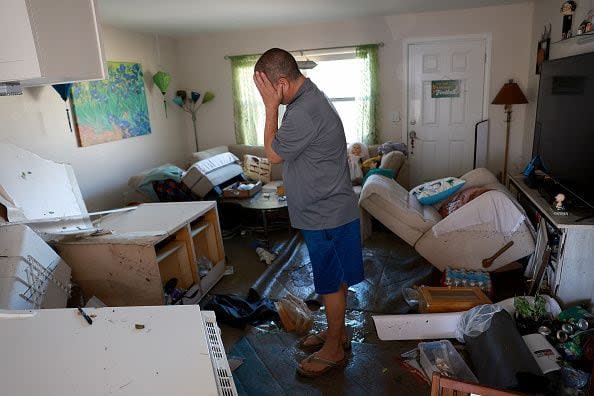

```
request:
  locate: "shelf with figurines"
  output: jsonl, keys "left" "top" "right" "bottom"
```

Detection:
{"left": 552, "top": 4, "right": 594, "bottom": 45}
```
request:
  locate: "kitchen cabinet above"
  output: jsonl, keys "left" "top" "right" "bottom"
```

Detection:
{"left": 0, "top": 0, "right": 106, "bottom": 87}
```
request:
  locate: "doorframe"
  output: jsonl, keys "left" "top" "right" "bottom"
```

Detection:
{"left": 401, "top": 33, "right": 493, "bottom": 146}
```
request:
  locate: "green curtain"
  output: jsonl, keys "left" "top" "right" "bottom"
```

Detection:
{"left": 355, "top": 44, "right": 380, "bottom": 145}
{"left": 230, "top": 55, "right": 262, "bottom": 145}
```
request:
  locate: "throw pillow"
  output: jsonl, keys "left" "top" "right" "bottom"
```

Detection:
{"left": 410, "top": 177, "right": 466, "bottom": 205}
{"left": 243, "top": 154, "right": 272, "bottom": 183}
{"left": 362, "top": 168, "right": 395, "bottom": 186}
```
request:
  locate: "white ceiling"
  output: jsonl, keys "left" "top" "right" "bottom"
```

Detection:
{"left": 98, "top": 0, "right": 528, "bottom": 36}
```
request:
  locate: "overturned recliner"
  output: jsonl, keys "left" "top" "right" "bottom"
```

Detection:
{"left": 359, "top": 168, "right": 535, "bottom": 271}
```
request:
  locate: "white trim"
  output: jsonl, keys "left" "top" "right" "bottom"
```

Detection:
{"left": 401, "top": 33, "right": 492, "bottom": 145}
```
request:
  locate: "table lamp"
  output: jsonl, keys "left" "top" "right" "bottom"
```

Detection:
{"left": 492, "top": 79, "right": 528, "bottom": 182}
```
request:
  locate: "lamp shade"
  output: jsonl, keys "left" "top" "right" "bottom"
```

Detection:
{"left": 492, "top": 79, "right": 528, "bottom": 105}
{"left": 173, "top": 95, "right": 184, "bottom": 107}
{"left": 152, "top": 71, "right": 171, "bottom": 95}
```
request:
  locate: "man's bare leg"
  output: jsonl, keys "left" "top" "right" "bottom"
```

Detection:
{"left": 300, "top": 283, "right": 347, "bottom": 372}
{"left": 300, "top": 284, "right": 349, "bottom": 347}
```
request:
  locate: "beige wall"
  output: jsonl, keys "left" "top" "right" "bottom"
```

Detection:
{"left": 177, "top": 2, "right": 534, "bottom": 175}
{"left": 523, "top": 0, "right": 594, "bottom": 162}
{"left": 0, "top": 26, "right": 189, "bottom": 211}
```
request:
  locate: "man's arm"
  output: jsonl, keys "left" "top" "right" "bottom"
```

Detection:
{"left": 254, "top": 71, "right": 283, "bottom": 164}
{"left": 263, "top": 106, "right": 283, "bottom": 164}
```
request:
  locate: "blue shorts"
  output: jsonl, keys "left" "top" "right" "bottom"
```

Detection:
{"left": 301, "top": 219, "right": 364, "bottom": 295}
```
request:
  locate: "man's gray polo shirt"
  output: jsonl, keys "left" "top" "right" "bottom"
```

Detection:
{"left": 271, "top": 78, "right": 359, "bottom": 231}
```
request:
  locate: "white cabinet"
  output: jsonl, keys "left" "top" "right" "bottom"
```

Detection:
{"left": 0, "top": 0, "right": 106, "bottom": 86}
{"left": 508, "top": 175, "right": 594, "bottom": 310}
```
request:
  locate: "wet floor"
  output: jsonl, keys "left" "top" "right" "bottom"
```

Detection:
{"left": 209, "top": 229, "right": 436, "bottom": 395}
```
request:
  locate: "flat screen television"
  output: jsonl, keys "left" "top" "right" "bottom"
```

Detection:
{"left": 533, "top": 51, "right": 594, "bottom": 209}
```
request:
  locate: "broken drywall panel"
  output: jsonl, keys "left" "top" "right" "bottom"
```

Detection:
{"left": 0, "top": 143, "right": 91, "bottom": 232}
{"left": 372, "top": 312, "right": 464, "bottom": 341}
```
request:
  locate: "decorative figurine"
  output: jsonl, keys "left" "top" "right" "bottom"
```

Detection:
{"left": 578, "top": 9, "right": 594, "bottom": 35}
{"left": 553, "top": 193, "right": 569, "bottom": 215}
{"left": 561, "top": 1, "right": 578, "bottom": 40}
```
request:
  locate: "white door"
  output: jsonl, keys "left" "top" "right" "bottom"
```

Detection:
{"left": 407, "top": 37, "right": 487, "bottom": 186}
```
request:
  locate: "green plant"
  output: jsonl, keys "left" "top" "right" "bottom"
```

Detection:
{"left": 514, "top": 295, "right": 547, "bottom": 321}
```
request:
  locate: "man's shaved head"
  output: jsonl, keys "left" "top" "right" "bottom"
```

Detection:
{"left": 255, "top": 48, "right": 302, "bottom": 84}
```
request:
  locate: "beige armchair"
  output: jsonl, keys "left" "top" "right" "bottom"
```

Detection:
{"left": 359, "top": 168, "right": 535, "bottom": 271}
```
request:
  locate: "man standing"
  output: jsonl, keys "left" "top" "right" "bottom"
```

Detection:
{"left": 253, "top": 48, "right": 364, "bottom": 377}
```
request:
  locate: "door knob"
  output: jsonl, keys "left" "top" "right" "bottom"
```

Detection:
{"left": 409, "top": 130, "right": 417, "bottom": 139}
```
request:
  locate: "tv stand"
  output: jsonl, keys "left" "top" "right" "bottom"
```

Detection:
{"left": 508, "top": 174, "right": 594, "bottom": 311}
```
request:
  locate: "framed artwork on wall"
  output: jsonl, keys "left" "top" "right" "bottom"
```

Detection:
{"left": 70, "top": 61, "right": 151, "bottom": 147}
{"left": 536, "top": 38, "right": 550, "bottom": 75}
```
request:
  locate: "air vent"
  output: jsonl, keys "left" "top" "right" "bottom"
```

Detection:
{"left": 202, "top": 311, "right": 237, "bottom": 396}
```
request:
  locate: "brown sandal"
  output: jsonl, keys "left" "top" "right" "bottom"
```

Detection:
{"left": 296, "top": 352, "right": 348, "bottom": 377}
{"left": 297, "top": 332, "right": 352, "bottom": 352}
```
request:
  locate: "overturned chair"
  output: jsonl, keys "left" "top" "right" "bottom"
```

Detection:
{"left": 359, "top": 168, "right": 535, "bottom": 271}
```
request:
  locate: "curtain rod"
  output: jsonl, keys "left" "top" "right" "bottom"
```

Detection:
{"left": 223, "top": 42, "right": 384, "bottom": 60}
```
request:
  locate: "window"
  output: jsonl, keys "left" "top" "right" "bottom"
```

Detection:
{"left": 231, "top": 45, "right": 379, "bottom": 146}
{"left": 303, "top": 58, "right": 364, "bottom": 144}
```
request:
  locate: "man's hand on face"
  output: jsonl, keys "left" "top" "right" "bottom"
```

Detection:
{"left": 254, "top": 71, "right": 283, "bottom": 111}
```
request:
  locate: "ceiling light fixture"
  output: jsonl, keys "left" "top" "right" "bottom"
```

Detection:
{"left": 296, "top": 60, "right": 318, "bottom": 69}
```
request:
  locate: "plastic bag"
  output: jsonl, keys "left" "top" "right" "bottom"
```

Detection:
{"left": 455, "top": 304, "right": 502, "bottom": 342}
{"left": 275, "top": 293, "right": 313, "bottom": 335}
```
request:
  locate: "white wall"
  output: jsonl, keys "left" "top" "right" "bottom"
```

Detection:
{"left": 177, "top": 2, "right": 534, "bottom": 175}
{"left": 523, "top": 0, "right": 594, "bottom": 162}
{"left": 0, "top": 26, "right": 190, "bottom": 211}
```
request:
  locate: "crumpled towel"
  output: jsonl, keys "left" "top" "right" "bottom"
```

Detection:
{"left": 432, "top": 190, "right": 525, "bottom": 237}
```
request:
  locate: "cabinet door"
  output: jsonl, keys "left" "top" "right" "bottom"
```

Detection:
{"left": 0, "top": 0, "right": 41, "bottom": 82}
{"left": 24, "top": 0, "right": 106, "bottom": 86}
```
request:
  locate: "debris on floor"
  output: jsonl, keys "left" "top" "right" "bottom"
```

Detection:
{"left": 203, "top": 294, "right": 278, "bottom": 329}
{"left": 274, "top": 292, "right": 313, "bottom": 335}
{"left": 255, "top": 247, "right": 277, "bottom": 265}
{"left": 223, "top": 266, "right": 235, "bottom": 276}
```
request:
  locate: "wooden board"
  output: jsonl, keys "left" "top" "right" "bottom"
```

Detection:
{"left": 54, "top": 243, "right": 163, "bottom": 306}
{"left": 419, "top": 286, "right": 491, "bottom": 313}
{"left": 372, "top": 312, "right": 464, "bottom": 340}
{"left": 96, "top": 202, "right": 215, "bottom": 239}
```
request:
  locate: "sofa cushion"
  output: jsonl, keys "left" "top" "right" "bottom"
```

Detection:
{"left": 191, "top": 145, "right": 229, "bottom": 162}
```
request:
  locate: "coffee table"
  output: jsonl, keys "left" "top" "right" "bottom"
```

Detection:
{"left": 223, "top": 192, "right": 290, "bottom": 248}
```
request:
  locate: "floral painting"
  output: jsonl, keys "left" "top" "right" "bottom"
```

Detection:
{"left": 71, "top": 61, "right": 151, "bottom": 147}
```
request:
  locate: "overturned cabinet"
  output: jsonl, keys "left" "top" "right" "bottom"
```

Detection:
{"left": 53, "top": 202, "right": 225, "bottom": 306}
{"left": 0, "top": 144, "right": 225, "bottom": 306}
